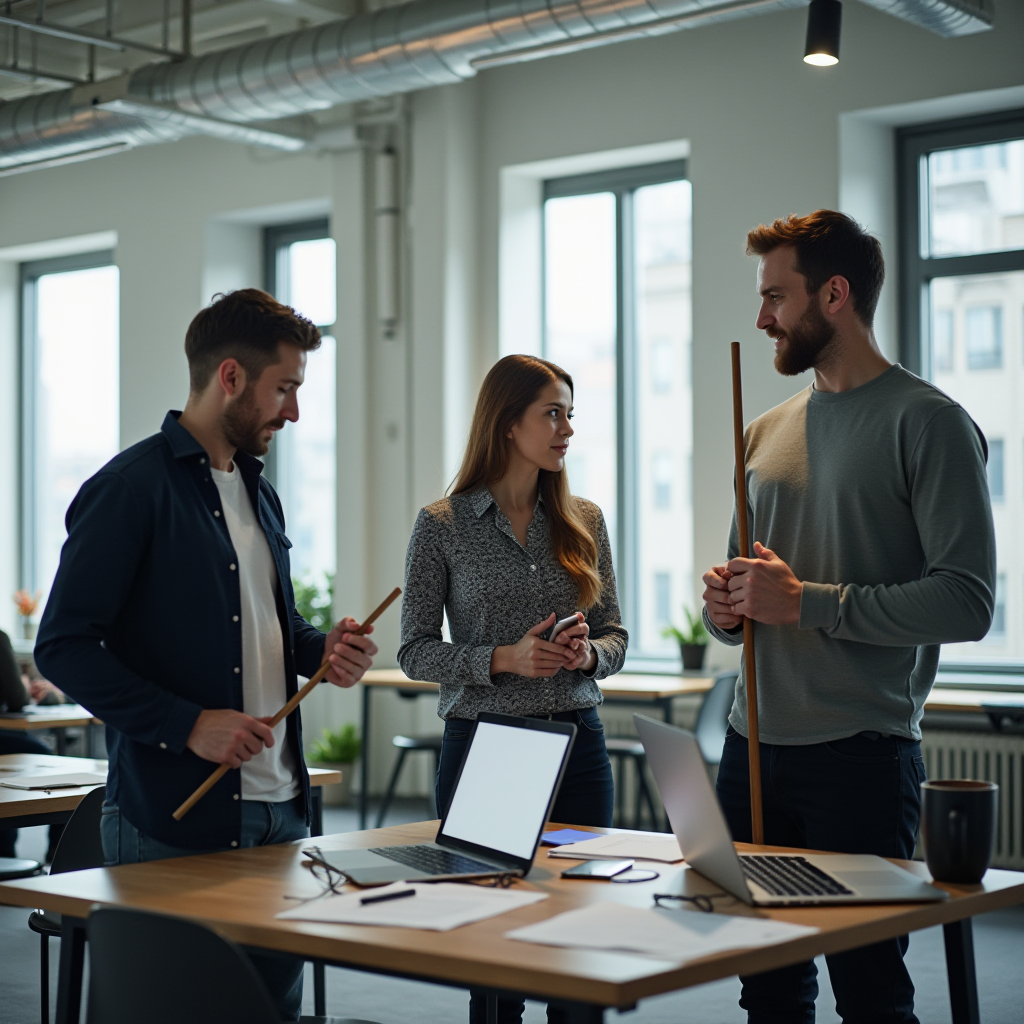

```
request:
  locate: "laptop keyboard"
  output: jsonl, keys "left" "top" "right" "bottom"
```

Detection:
{"left": 740, "top": 855, "right": 854, "bottom": 898}
{"left": 368, "top": 845, "right": 500, "bottom": 876}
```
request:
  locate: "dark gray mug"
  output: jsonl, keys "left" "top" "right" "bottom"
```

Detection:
{"left": 920, "top": 780, "right": 997, "bottom": 884}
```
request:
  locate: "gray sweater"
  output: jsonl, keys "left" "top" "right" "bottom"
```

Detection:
{"left": 398, "top": 488, "right": 628, "bottom": 720}
{"left": 705, "top": 365, "right": 996, "bottom": 745}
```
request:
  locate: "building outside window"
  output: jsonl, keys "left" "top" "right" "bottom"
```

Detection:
{"left": 264, "top": 221, "right": 337, "bottom": 589}
{"left": 899, "top": 109, "right": 1024, "bottom": 668}
{"left": 543, "top": 161, "right": 692, "bottom": 661}
{"left": 21, "top": 252, "right": 119, "bottom": 611}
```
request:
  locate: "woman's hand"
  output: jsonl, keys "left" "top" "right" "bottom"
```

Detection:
{"left": 490, "top": 613, "right": 577, "bottom": 678}
{"left": 553, "top": 613, "right": 597, "bottom": 673}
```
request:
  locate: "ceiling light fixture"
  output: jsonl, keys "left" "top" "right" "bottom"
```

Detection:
{"left": 804, "top": 0, "right": 842, "bottom": 66}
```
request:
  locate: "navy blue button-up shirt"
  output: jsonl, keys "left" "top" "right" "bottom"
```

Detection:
{"left": 35, "top": 412, "right": 327, "bottom": 849}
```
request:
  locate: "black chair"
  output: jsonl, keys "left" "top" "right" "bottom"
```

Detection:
{"left": 605, "top": 737, "right": 658, "bottom": 829}
{"left": 86, "top": 906, "right": 381, "bottom": 1024}
{"left": 375, "top": 733, "right": 442, "bottom": 827}
{"left": 28, "top": 784, "right": 106, "bottom": 1024}
{"left": 694, "top": 671, "right": 738, "bottom": 767}
{"left": 0, "top": 855, "right": 43, "bottom": 879}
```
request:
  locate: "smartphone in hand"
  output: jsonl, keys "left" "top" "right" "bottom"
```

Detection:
{"left": 547, "top": 614, "right": 581, "bottom": 644}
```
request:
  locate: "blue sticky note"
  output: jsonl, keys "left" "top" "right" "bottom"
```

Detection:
{"left": 541, "top": 829, "right": 601, "bottom": 846}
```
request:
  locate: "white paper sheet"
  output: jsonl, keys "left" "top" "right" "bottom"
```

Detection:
{"left": 506, "top": 903, "right": 818, "bottom": 963}
{"left": 0, "top": 772, "right": 106, "bottom": 790}
{"left": 547, "top": 833, "right": 683, "bottom": 863}
{"left": 277, "top": 881, "right": 548, "bottom": 931}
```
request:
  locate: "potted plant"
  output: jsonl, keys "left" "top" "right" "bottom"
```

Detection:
{"left": 13, "top": 590, "right": 42, "bottom": 641}
{"left": 662, "top": 606, "right": 709, "bottom": 671}
{"left": 307, "top": 724, "right": 361, "bottom": 807}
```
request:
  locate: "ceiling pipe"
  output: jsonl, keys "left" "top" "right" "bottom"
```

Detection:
{"left": 0, "top": 0, "right": 995, "bottom": 173}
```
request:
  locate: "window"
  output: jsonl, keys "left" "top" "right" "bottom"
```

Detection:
{"left": 264, "top": 220, "right": 337, "bottom": 586}
{"left": 543, "top": 161, "right": 692, "bottom": 660}
{"left": 21, "top": 252, "right": 119, "bottom": 608}
{"left": 988, "top": 439, "right": 1005, "bottom": 502}
{"left": 899, "top": 109, "right": 1024, "bottom": 668}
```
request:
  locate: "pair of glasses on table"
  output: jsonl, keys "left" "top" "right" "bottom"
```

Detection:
{"left": 652, "top": 891, "right": 733, "bottom": 914}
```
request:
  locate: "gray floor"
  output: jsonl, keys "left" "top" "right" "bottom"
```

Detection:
{"left": 2, "top": 800, "right": 1022, "bottom": 1024}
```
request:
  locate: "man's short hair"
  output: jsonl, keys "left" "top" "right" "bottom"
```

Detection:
{"left": 746, "top": 210, "right": 885, "bottom": 326}
{"left": 185, "top": 289, "right": 321, "bottom": 393}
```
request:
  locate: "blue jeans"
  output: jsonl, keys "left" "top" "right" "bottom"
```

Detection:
{"left": 101, "top": 795, "right": 309, "bottom": 1021}
{"left": 436, "top": 707, "right": 614, "bottom": 1024}
{"left": 716, "top": 726, "right": 926, "bottom": 1024}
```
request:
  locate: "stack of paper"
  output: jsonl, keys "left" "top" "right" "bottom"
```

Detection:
{"left": 547, "top": 832, "right": 683, "bottom": 863}
{"left": 507, "top": 903, "right": 818, "bottom": 963}
{"left": 277, "top": 881, "right": 547, "bottom": 931}
{"left": 0, "top": 772, "right": 106, "bottom": 790}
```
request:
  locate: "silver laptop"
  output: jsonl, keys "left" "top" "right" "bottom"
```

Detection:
{"left": 635, "top": 715, "right": 947, "bottom": 906}
{"left": 309, "top": 712, "right": 576, "bottom": 886}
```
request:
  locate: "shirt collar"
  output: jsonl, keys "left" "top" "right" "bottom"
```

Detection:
{"left": 467, "top": 486, "right": 546, "bottom": 519}
{"left": 161, "top": 410, "right": 264, "bottom": 478}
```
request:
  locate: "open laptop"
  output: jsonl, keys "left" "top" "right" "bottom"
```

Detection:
{"left": 634, "top": 715, "right": 947, "bottom": 906}
{"left": 310, "top": 712, "right": 576, "bottom": 885}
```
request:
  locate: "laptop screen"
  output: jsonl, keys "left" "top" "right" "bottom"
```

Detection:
{"left": 439, "top": 719, "right": 572, "bottom": 861}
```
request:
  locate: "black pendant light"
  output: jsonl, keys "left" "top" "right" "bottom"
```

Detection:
{"left": 804, "top": 0, "right": 842, "bottom": 66}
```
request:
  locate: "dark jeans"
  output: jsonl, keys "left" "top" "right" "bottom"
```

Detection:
{"left": 716, "top": 726, "right": 926, "bottom": 1024}
{"left": 101, "top": 795, "right": 309, "bottom": 1021}
{"left": 0, "top": 730, "right": 64, "bottom": 860}
{"left": 436, "top": 706, "right": 615, "bottom": 1024}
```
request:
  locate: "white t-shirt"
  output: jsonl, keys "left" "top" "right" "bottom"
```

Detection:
{"left": 212, "top": 463, "right": 300, "bottom": 802}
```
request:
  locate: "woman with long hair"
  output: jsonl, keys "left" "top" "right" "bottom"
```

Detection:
{"left": 398, "top": 353, "right": 627, "bottom": 1021}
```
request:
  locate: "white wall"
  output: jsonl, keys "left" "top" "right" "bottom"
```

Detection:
{"left": 0, "top": 0, "right": 1021, "bottom": 785}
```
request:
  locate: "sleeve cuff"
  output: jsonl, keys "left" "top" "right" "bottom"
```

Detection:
{"left": 470, "top": 646, "right": 497, "bottom": 687}
{"left": 581, "top": 642, "right": 607, "bottom": 680}
{"left": 799, "top": 582, "right": 841, "bottom": 631}
{"left": 159, "top": 696, "right": 204, "bottom": 754}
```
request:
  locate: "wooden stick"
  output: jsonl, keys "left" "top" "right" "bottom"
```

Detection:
{"left": 173, "top": 587, "right": 402, "bottom": 821}
{"left": 731, "top": 342, "right": 764, "bottom": 846}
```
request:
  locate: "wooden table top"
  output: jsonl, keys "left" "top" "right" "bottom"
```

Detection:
{"left": 361, "top": 669, "right": 716, "bottom": 701}
{"left": 1, "top": 820, "right": 1020, "bottom": 1008}
{"left": 0, "top": 704, "right": 100, "bottom": 730}
{"left": 924, "top": 688, "right": 1024, "bottom": 713}
{"left": 0, "top": 754, "right": 340, "bottom": 821}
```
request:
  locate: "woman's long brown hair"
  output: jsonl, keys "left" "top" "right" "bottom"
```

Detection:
{"left": 449, "top": 354, "right": 603, "bottom": 609}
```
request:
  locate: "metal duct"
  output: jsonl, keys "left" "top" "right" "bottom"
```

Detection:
{"left": 0, "top": 0, "right": 995, "bottom": 172}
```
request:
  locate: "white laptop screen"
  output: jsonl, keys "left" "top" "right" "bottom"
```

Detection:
{"left": 440, "top": 720, "right": 571, "bottom": 860}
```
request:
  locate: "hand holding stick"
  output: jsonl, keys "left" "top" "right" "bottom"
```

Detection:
{"left": 731, "top": 342, "right": 764, "bottom": 846}
{"left": 173, "top": 587, "right": 402, "bottom": 821}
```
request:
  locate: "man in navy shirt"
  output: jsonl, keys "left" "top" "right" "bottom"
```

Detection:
{"left": 36, "top": 289, "right": 378, "bottom": 1020}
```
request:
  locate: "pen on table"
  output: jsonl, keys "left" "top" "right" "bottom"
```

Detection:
{"left": 360, "top": 888, "right": 417, "bottom": 906}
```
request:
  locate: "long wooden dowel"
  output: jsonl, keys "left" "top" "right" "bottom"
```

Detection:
{"left": 173, "top": 587, "right": 402, "bottom": 821}
{"left": 731, "top": 342, "right": 764, "bottom": 846}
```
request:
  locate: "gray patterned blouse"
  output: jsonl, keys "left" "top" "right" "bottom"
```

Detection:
{"left": 398, "top": 487, "right": 628, "bottom": 721}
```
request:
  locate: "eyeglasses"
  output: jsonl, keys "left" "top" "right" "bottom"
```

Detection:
{"left": 652, "top": 891, "right": 731, "bottom": 914}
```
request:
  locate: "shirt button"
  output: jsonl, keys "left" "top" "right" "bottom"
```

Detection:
{"left": 159, "top": 742, "right": 167, "bottom": 750}
{"left": 233, "top": 793, "right": 240, "bottom": 801}
{"left": 232, "top": 615, "right": 239, "bottom": 623}
{"left": 214, "top": 510, "right": 221, "bottom": 518}
{"left": 234, "top": 666, "right": 241, "bottom": 674}
{"left": 229, "top": 563, "right": 237, "bottom": 571}
{"left": 530, "top": 565, "right": 537, "bottom": 571}
{"left": 230, "top": 840, "right": 238, "bottom": 847}
{"left": 199, "top": 458, "right": 206, "bottom": 465}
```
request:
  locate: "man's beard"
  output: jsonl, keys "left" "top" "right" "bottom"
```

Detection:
{"left": 221, "top": 384, "right": 284, "bottom": 457}
{"left": 767, "top": 299, "right": 837, "bottom": 376}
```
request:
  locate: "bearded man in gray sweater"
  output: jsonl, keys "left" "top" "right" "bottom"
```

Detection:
{"left": 702, "top": 210, "right": 995, "bottom": 1024}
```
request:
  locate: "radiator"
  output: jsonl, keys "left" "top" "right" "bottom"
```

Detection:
{"left": 921, "top": 730, "right": 1024, "bottom": 871}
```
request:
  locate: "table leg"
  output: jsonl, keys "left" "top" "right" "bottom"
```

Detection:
{"left": 944, "top": 918, "right": 980, "bottom": 1024}
{"left": 359, "top": 684, "right": 371, "bottom": 830}
{"left": 54, "top": 728, "right": 67, "bottom": 757}
{"left": 310, "top": 785, "right": 324, "bottom": 838}
{"left": 485, "top": 992, "right": 499, "bottom": 1023}
{"left": 548, "top": 1000, "right": 605, "bottom": 1023}
{"left": 55, "top": 915, "right": 86, "bottom": 1024}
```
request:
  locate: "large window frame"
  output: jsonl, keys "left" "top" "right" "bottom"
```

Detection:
{"left": 898, "top": 108, "right": 1024, "bottom": 681}
{"left": 20, "top": 249, "right": 116, "bottom": 596}
{"left": 542, "top": 159, "right": 689, "bottom": 667}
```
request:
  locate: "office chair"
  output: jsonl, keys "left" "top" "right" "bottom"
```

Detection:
{"left": 694, "top": 671, "right": 738, "bottom": 767}
{"left": 604, "top": 737, "right": 658, "bottom": 829}
{"left": 28, "top": 784, "right": 106, "bottom": 1024}
{"left": 86, "top": 906, "right": 381, "bottom": 1024}
{"left": 375, "top": 690, "right": 442, "bottom": 827}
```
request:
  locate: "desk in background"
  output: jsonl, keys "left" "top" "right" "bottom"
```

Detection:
{"left": 0, "top": 705, "right": 102, "bottom": 757}
{"left": 356, "top": 670, "right": 716, "bottom": 828}
{"left": 0, "top": 819, "right": 1019, "bottom": 1024}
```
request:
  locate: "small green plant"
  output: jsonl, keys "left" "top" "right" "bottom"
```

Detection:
{"left": 293, "top": 573, "right": 335, "bottom": 632}
{"left": 661, "top": 606, "right": 709, "bottom": 647}
{"left": 309, "top": 724, "right": 361, "bottom": 764}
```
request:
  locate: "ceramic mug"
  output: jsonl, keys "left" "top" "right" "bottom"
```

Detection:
{"left": 920, "top": 780, "right": 998, "bottom": 884}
